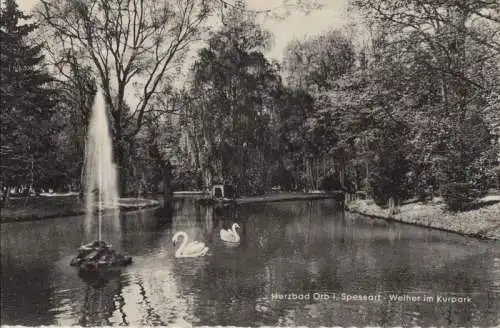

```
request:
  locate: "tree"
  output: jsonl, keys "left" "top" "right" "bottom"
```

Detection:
{"left": 38, "top": 0, "right": 212, "bottom": 195}
{"left": 275, "top": 87, "right": 315, "bottom": 190}
{"left": 368, "top": 123, "right": 411, "bottom": 206}
{"left": 55, "top": 59, "right": 98, "bottom": 193}
{"left": 185, "top": 5, "right": 283, "bottom": 195}
{"left": 282, "top": 29, "right": 359, "bottom": 190}
{"left": 0, "top": 0, "right": 58, "bottom": 204}
{"left": 37, "top": 0, "right": 327, "bottom": 196}
{"left": 283, "top": 29, "right": 356, "bottom": 92}
{"left": 347, "top": 0, "right": 499, "bottom": 205}
{"left": 218, "top": 0, "right": 324, "bottom": 22}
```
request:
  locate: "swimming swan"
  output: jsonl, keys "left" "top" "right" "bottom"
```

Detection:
{"left": 220, "top": 223, "right": 241, "bottom": 243}
{"left": 172, "top": 231, "right": 209, "bottom": 258}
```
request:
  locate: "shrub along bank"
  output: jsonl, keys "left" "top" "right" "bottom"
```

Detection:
{"left": 346, "top": 196, "right": 500, "bottom": 240}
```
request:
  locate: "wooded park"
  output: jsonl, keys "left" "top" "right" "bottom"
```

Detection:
{"left": 1, "top": 0, "right": 499, "bottom": 212}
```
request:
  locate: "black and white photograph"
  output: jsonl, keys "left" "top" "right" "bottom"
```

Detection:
{"left": 1, "top": 0, "right": 499, "bottom": 326}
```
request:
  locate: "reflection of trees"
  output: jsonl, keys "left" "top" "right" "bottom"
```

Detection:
{"left": 165, "top": 201, "right": 289, "bottom": 325}
{"left": 78, "top": 264, "right": 195, "bottom": 326}
{"left": 119, "top": 209, "right": 172, "bottom": 255}
{"left": 0, "top": 254, "right": 56, "bottom": 325}
{"left": 76, "top": 269, "right": 179, "bottom": 326}
{"left": 174, "top": 197, "right": 200, "bottom": 218}
{"left": 78, "top": 272, "right": 126, "bottom": 326}
{"left": 203, "top": 205, "right": 214, "bottom": 240}
{"left": 4, "top": 198, "right": 498, "bottom": 326}
{"left": 175, "top": 251, "right": 267, "bottom": 325}
{"left": 134, "top": 278, "right": 166, "bottom": 325}
{"left": 175, "top": 200, "right": 351, "bottom": 325}
{"left": 77, "top": 200, "right": 197, "bottom": 326}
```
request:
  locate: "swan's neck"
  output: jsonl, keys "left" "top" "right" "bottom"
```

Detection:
{"left": 176, "top": 232, "right": 188, "bottom": 257}
{"left": 231, "top": 225, "right": 240, "bottom": 240}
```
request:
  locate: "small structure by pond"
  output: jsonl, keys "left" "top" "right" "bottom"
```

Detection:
{"left": 198, "top": 184, "right": 236, "bottom": 205}
{"left": 210, "top": 184, "right": 235, "bottom": 200}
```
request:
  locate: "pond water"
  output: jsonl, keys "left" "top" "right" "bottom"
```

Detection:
{"left": 1, "top": 198, "right": 499, "bottom": 326}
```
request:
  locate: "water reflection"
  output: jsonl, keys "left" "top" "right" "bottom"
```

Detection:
{"left": 77, "top": 273, "right": 124, "bottom": 326}
{"left": 1, "top": 198, "right": 499, "bottom": 326}
{"left": 0, "top": 252, "right": 55, "bottom": 325}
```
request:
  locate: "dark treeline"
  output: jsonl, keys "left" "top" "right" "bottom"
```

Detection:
{"left": 1, "top": 0, "right": 499, "bottom": 211}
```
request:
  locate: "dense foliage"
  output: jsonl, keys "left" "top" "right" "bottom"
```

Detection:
{"left": 0, "top": 0, "right": 58, "bottom": 203}
{"left": 347, "top": 0, "right": 500, "bottom": 208}
{"left": 441, "top": 182, "right": 483, "bottom": 212}
{"left": 3, "top": 0, "right": 498, "bottom": 212}
{"left": 179, "top": 7, "right": 283, "bottom": 195}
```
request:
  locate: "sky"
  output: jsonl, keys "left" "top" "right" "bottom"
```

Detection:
{"left": 18, "top": 0, "right": 353, "bottom": 61}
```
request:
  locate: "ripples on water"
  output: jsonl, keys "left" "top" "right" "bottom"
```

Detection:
{"left": 1, "top": 198, "right": 499, "bottom": 326}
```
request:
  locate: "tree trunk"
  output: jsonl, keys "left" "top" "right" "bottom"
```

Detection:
{"left": 163, "top": 161, "right": 173, "bottom": 212}
{"left": 114, "top": 139, "right": 129, "bottom": 197}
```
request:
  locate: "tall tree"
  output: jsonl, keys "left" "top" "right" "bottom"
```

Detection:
{"left": 0, "top": 0, "right": 57, "bottom": 204}
{"left": 275, "top": 87, "right": 315, "bottom": 190}
{"left": 185, "top": 5, "right": 283, "bottom": 194}
{"left": 347, "top": 0, "right": 500, "bottom": 203}
{"left": 283, "top": 29, "right": 356, "bottom": 92}
{"left": 282, "top": 29, "right": 358, "bottom": 190}
{"left": 38, "top": 0, "right": 213, "bottom": 195}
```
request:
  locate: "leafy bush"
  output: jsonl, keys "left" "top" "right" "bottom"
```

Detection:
{"left": 369, "top": 172, "right": 409, "bottom": 207}
{"left": 365, "top": 125, "right": 412, "bottom": 207}
{"left": 441, "top": 182, "right": 484, "bottom": 212}
{"left": 368, "top": 149, "right": 411, "bottom": 207}
{"left": 172, "top": 170, "right": 201, "bottom": 191}
{"left": 270, "top": 166, "right": 295, "bottom": 191}
{"left": 320, "top": 174, "right": 342, "bottom": 192}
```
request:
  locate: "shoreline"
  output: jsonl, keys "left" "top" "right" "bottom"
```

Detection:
{"left": 196, "top": 192, "right": 342, "bottom": 205}
{"left": 235, "top": 192, "right": 341, "bottom": 204}
{"left": 346, "top": 198, "right": 500, "bottom": 241}
{"left": 1, "top": 192, "right": 339, "bottom": 223}
{"left": 0, "top": 197, "right": 160, "bottom": 224}
{"left": 0, "top": 204, "right": 161, "bottom": 224}
{"left": 4, "top": 192, "right": 499, "bottom": 242}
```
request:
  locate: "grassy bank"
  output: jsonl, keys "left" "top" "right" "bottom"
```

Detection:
{"left": 346, "top": 196, "right": 500, "bottom": 240}
{"left": 1, "top": 195, "right": 85, "bottom": 223}
{"left": 0, "top": 195, "right": 159, "bottom": 223}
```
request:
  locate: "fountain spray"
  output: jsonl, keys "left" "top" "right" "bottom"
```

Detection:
{"left": 68, "top": 89, "right": 135, "bottom": 272}
{"left": 84, "top": 89, "right": 120, "bottom": 239}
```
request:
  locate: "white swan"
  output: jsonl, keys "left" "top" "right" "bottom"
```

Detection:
{"left": 172, "top": 231, "right": 209, "bottom": 258}
{"left": 220, "top": 223, "right": 241, "bottom": 243}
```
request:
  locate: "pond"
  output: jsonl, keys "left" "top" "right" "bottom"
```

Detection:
{"left": 1, "top": 198, "right": 499, "bottom": 326}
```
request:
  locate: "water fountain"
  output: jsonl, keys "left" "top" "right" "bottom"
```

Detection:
{"left": 84, "top": 89, "right": 120, "bottom": 237}
{"left": 70, "top": 90, "right": 131, "bottom": 271}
